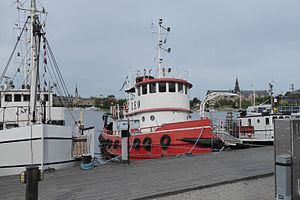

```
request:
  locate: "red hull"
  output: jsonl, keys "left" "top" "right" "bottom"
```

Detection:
{"left": 100, "top": 119, "right": 222, "bottom": 160}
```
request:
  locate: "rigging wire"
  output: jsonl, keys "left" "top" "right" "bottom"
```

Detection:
{"left": 44, "top": 38, "right": 71, "bottom": 98}
{"left": 42, "top": 36, "right": 78, "bottom": 123}
{"left": 0, "top": 16, "right": 30, "bottom": 85}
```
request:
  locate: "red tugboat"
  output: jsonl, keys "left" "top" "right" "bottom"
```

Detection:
{"left": 99, "top": 19, "right": 223, "bottom": 160}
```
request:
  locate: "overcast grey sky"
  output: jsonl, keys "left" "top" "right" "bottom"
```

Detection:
{"left": 1, "top": 0, "right": 300, "bottom": 99}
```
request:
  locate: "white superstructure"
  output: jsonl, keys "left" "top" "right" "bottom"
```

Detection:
{"left": 120, "top": 19, "right": 193, "bottom": 132}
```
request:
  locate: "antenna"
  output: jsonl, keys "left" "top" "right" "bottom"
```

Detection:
{"left": 269, "top": 82, "right": 274, "bottom": 109}
{"left": 290, "top": 84, "right": 294, "bottom": 92}
{"left": 156, "top": 18, "right": 171, "bottom": 78}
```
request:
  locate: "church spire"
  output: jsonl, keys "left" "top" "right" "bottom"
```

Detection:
{"left": 234, "top": 77, "right": 240, "bottom": 93}
{"left": 75, "top": 84, "right": 79, "bottom": 98}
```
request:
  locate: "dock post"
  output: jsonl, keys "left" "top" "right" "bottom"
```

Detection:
{"left": 19, "top": 165, "right": 43, "bottom": 200}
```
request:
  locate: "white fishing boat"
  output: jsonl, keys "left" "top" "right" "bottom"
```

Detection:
{"left": 238, "top": 104, "right": 291, "bottom": 144}
{"left": 0, "top": 0, "right": 94, "bottom": 176}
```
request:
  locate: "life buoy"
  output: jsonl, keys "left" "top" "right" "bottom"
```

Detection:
{"left": 113, "top": 140, "right": 119, "bottom": 149}
{"left": 160, "top": 134, "right": 171, "bottom": 150}
{"left": 132, "top": 138, "right": 141, "bottom": 150}
{"left": 142, "top": 137, "right": 152, "bottom": 151}
{"left": 107, "top": 139, "right": 112, "bottom": 149}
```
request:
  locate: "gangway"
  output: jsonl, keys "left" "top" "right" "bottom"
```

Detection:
{"left": 214, "top": 128, "right": 242, "bottom": 147}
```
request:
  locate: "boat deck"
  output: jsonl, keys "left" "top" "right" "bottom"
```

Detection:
{"left": 0, "top": 146, "right": 274, "bottom": 200}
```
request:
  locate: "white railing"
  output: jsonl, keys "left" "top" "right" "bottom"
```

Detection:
{"left": 125, "top": 67, "right": 189, "bottom": 89}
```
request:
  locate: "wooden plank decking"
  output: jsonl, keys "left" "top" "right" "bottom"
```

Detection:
{"left": 0, "top": 146, "right": 274, "bottom": 200}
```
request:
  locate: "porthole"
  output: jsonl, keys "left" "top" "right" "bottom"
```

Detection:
{"left": 257, "top": 119, "right": 260, "bottom": 123}
{"left": 142, "top": 116, "right": 145, "bottom": 122}
{"left": 150, "top": 115, "right": 155, "bottom": 121}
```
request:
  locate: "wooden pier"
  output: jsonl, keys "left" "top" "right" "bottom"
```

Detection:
{"left": 0, "top": 146, "right": 274, "bottom": 200}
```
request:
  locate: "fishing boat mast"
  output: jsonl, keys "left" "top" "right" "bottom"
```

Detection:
{"left": 29, "top": 0, "right": 41, "bottom": 123}
{"left": 157, "top": 19, "right": 171, "bottom": 78}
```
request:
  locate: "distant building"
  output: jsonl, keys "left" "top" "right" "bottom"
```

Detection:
{"left": 283, "top": 89, "right": 300, "bottom": 104}
{"left": 72, "top": 84, "right": 95, "bottom": 107}
{"left": 206, "top": 78, "right": 269, "bottom": 106}
{"left": 73, "top": 98, "right": 95, "bottom": 107}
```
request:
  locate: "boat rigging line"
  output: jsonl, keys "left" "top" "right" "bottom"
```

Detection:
{"left": 0, "top": 16, "right": 30, "bottom": 86}
{"left": 43, "top": 37, "right": 77, "bottom": 123}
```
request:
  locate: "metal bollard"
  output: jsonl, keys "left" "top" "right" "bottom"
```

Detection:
{"left": 19, "top": 165, "right": 43, "bottom": 200}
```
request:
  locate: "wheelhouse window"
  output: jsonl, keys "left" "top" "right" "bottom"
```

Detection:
{"left": 149, "top": 83, "right": 156, "bottom": 93}
{"left": 178, "top": 84, "right": 183, "bottom": 93}
{"left": 14, "top": 94, "right": 21, "bottom": 102}
{"left": 23, "top": 94, "right": 30, "bottom": 101}
{"left": 185, "top": 85, "right": 189, "bottom": 94}
{"left": 142, "top": 84, "right": 147, "bottom": 95}
{"left": 5, "top": 94, "right": 12, "bottom": 102}
{"left": 159, "top": 82, "right": 166, "bottom": 92}
{"left": 169, "top": 82, "right": 176, "bottom": 92}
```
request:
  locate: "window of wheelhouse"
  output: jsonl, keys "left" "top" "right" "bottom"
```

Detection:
{"left": 169, "top": 82, "right": 176, "bottom": 92}
{"left": 23, "top": 94, "right": 30, "bottom": 101}
{"left": 159, "top": 82, "right": 166, "bottom": 92}
{"left": 14, "top": 94, "right": 21, "bottom": 102}
{"left": 185, "top": 84, "right": 189, "bottom": 94}
{"left": 149, "top": 83, "right": 156, "bottom": 93}
{"left": 5, "top": 94, "right": 12, "bottom": 102}
{"left": 142, "top": 84, "right": 147, "bottom": 95}
{"left": 178, "top": 83, "right": 183, "bottom": 93}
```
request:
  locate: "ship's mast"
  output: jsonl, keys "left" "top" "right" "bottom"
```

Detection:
{"left": 157, "top": 19, "right": 162, "bottom": 78}
{"left": 156, "top": 19, "right": 171, "bottom": 78}
{"left": 29, "top": 0, "right": 41, "bottom": 123}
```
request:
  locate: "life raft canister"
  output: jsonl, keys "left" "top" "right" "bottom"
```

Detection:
{"left": 142, "top": 137, "right": 152, "bottom": 152}
{"left": 113, "top": 140, "right": 119, "bottom": 149}
{"left": 133, "top": 138, "right": 141, "bottom": 150}
{"left": 160, "top": 134, "right": 171, "bottom": 150}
